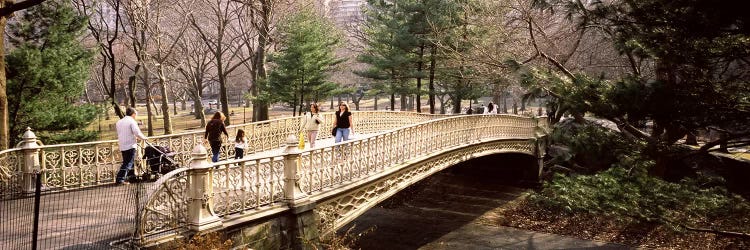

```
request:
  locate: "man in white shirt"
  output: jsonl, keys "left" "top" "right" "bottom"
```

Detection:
{"left": 115, "top": 107, "right": 148, "bottom": 185}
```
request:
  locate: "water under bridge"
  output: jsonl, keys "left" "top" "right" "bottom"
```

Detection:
{"left": 0, "top": 111, "right": 549, "bottom": 249}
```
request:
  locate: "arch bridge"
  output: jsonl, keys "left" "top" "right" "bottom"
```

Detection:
{"left": 0, "top": 111, "right": 548, "bottom": 249}
{"left": 136, "top": 112, "right": 548, "bottom": 248}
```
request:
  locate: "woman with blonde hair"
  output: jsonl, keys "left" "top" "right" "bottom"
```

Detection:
{"left": 302, "top": 103, "right": 323, "bottom": 148}
{"left": 204, "top": 111, "right": 228, "bottom": 162}
{"left": 333, "top": 102, "right": 353, "bottom": 143}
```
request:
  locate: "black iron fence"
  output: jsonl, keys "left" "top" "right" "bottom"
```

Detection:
{"left": 1, "top": 173, "right": 146, "bottom": 250}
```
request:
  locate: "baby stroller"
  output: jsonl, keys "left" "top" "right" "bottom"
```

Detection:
{"left": 142, "top": 142, "right": 179, "bottom": 180}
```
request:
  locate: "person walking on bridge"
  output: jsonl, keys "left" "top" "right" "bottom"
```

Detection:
{"left": 115, "top": 107, "right": 148, "bottom": 185}
{"left": 487, "top": 102, "right": 497, "bottom": 114}
{"left": 205, "top": 111, "right": 229, "bottom": 162}
{"left": 334, "top": 102, "right": 353, "bottom": 143}
{"left": 302, "top": 103, "right": 323, "bottom": 148}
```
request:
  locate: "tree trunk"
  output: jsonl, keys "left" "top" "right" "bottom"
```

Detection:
{"left": 428, "top": 45, "right": 436, "bottom": 114}
{"left": 128, "top": 64, "right": 140, "bottom": 109}
{"left": 502, "top": 92, "right": 507, "bottom": 113}
{"left": 391, "top": 93, "right": 396, "bottom": 111}
{"left": 400, "top": 94, "right": 407, "bottom": 111}
{"left": 158, "top": 65, "right": 172, "bottom": 134}
{"left": 143, "top": 69, "right": 154, "bottom": 136}
{"left": 219, "top": 72, "right": 230, "bottom": 126}
{"left": 0, "top": 16, "right": 8, "bottom": 149}
{"left": 251, "top": 0, "right": 271, "bottom": 122}
{"left": 416, "top": 43, "right": 424, "bottom": 113}
{"left": 145, "top": 95, "right": 154, "bottom": 136}
{"left": 374, "top": 94, "right": 378, "bottom": 110}
{"left": 452, "top": 96, "right": 461, "bottom": 114}
{"left": 192, "top": 91, "right": 206, "bottom": 127}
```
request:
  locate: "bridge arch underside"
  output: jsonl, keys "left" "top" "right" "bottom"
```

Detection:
{"left": 312, "top": 138, "right": 542, "bottom": 236}
{"left": 450, "top": 152, "right": 541, "bottom": 183}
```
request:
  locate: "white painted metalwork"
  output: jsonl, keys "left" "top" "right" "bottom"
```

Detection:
{"left": 137, "top": 113, "right": 546, "bottom": 245}
{"left": 0, "top": 111, "right": 444, "bottom": 193}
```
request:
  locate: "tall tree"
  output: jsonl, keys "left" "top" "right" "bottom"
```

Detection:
{"left": 267, "top": 10, "right": 343, "bottom": 116}
{"left": 73, "top": 0, "right": 125, "bottom": 119}
{"left": 188, "top": 0, "right": 252, "bottom": 126}
{"left": 357, "top": 0, "right": 416, "bottom": 111}
{"left": 0, "top": 0, "right": 50, "bottom": 149}
{"left": 5, "top": 0, "right": 98, "bottom": 144}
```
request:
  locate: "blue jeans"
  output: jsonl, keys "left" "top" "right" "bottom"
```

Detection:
{"left": 209, "top": 141, "right": 222, "bottom": 162}
{"left": 116, "top": 148, "right": 136, "bottom": 183}
{"left": 335, "top": 128, "right": 350, "bottom": 143}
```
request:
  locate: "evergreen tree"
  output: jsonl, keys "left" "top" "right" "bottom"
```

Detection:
{"left": 5, "top": 0, "right": 97, "bottom": 144}
{"left": 358, "top": 0, "right": 484, "bottom": 112}
{"left": 358, "top": 0, "right": 422, "bottom": 110}
{"left": 267, "top": 10, "right": 343, "bottom": 116}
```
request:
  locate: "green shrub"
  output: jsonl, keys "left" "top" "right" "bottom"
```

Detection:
{"left": 530, "top": 155, "right": 750, "bottom": 229}
{"left": 550, "top": 120, "right": 638, "bottom": 172}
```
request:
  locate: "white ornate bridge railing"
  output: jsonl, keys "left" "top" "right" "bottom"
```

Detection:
{"left": 136, "top": 114, "right": 547, "bottom": 245}
{"left": 0, "top": 111, "right": 445, "bottom": 197}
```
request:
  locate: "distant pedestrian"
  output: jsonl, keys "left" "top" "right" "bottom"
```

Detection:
{"left": 302, "top": 103, "right": 323, "bottom": 148}
{"left": 234, "top": 129, "right": 247, "bottom": 159}
{"left": 204, "top": 111, "right": 228, "bottom": 162}
{"left": 481, "top": 104, "right": 488, "bottom": 114}
{"left": 115, "top": 107, "right": 148, "bottom": 185}
{"left": 334, "top": 102, "right": 353, "bottom": 143}
{"left": 487, "top": 102, "right": 497, "bottom": 114}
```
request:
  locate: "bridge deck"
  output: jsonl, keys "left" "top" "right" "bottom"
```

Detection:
{"left": 0, "top": 134, "right": 371, "bottom": 250}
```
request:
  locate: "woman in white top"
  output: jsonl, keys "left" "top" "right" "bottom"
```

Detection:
{"left": 234, "top": 129, "right": 247, "bottom": 159}
{"left": 302, "top": 103, "right": 323, "bottom": 148}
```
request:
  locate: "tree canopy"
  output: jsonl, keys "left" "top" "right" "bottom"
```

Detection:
{"left": 267, "top": 10, "right": 343, "bottom": 116}
{"left": 519, "top": 0, "right": 749, "bottom": 156}
{"left": 5, "top": 0, "right": 97, "bottom": 144}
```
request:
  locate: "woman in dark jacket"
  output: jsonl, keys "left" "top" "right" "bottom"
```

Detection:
{"left": 333, "top": 102, "right": 353, "bottom": 143}
{"left": 205, "top": 111, "right": 229, "bottom": 162}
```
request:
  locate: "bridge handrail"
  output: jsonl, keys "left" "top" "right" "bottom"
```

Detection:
{"left": 136, "top": 113, "right": 546, "bottom": 244}
{"left": 296, "top": 114, "right": 539, "bottom": 195}
{"left": 0, "top": 111, "right": 444, "bottom": 193}
{"left": 0, "top": 148, "right": 23, "bottom": 199}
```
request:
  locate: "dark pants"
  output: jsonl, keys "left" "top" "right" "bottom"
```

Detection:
{"left": 116, "top": 148, "right": 136, "bottom": 183}
{"left": 235, "top": 148, "right": 244, "bottom": 159}
{"left": 210, "top": 141, "right": 222, "bottom": 162}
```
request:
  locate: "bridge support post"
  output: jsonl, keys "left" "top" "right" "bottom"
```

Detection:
{"left": 283, "top": 135, "right": 309, "bottom": 205}
{"left": 186, "top": 144, "right": 222, "bottom": 232}
{"left": 283, "top": 134, "right": 318, "bottom": 250}
{"left": 20, "top": 128, "right": 41, "bottom": 194}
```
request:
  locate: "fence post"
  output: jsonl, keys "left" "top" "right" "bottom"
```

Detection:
{"left": 283, "top": 135, "right": 308, "bottom": 206}
{"left": 20, "top": 127, "right": 41, "bottom": 194}
{"left": 186, "top": 144, "right": 222, "bottom": 232}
